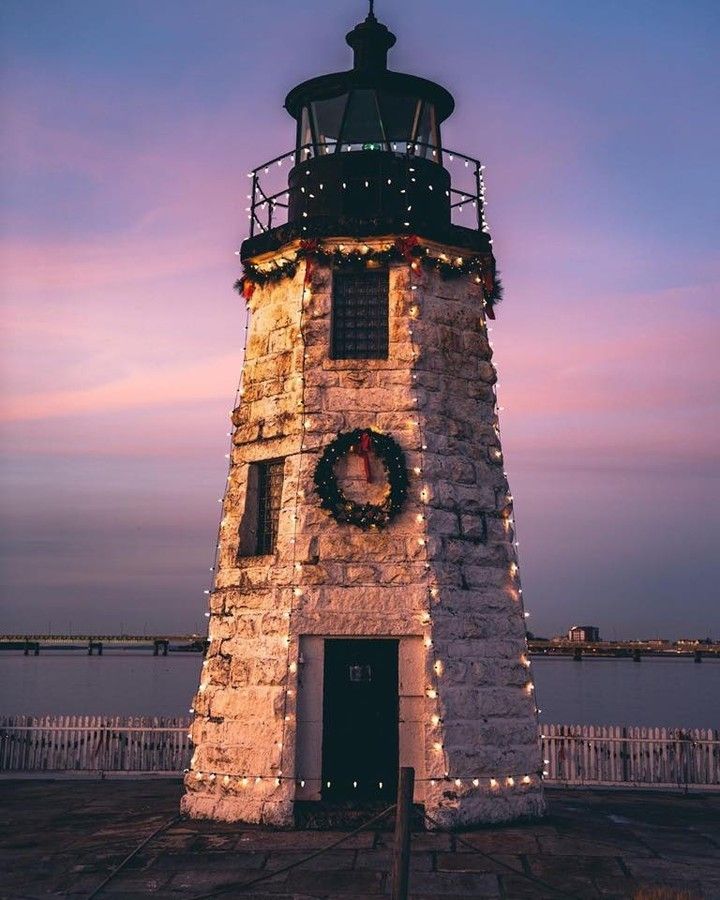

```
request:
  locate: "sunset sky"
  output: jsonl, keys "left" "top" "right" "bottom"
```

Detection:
{"left": 1, "top": 0, "right": 718, "bottom": 638}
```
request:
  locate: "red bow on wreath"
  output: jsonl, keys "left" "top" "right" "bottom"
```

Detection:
{"left": 394, "top": 235, "right": 420, "bottom": 263}
{"left": 357, "top": 431, "right": 373, "bottom": 483}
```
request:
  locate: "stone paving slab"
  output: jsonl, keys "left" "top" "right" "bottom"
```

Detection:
{"left": 0, "top": 780, "right": 719, "bottom": 898}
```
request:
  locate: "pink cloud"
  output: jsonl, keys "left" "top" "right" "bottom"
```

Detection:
{"left": 0, "top": 353, "right": 240, "bottom": 422}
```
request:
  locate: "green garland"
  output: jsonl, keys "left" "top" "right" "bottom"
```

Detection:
{"left": 313, "top": 429, "right": 409, "bottom": 529}
{"left": 234, "top": 237, "right": 502, "bottom": 309}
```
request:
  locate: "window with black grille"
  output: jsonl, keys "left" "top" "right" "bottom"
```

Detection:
{"left": 238, "top": 459, "right": 285, "bottom": 557}
{"left": 331, "top": 266, "right": 389, "bottom": 359}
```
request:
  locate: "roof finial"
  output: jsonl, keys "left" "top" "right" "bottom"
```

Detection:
{"left": 347, "top": 1, "right": 395, "bottom": 70}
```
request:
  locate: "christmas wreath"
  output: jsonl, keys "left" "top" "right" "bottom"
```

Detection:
{"left": 313, "top": 428, "right": 409, "bottom": 529}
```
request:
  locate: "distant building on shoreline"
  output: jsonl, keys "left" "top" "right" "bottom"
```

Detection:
{"left": 568, "top": 625, "right": 600, "bottom": 643}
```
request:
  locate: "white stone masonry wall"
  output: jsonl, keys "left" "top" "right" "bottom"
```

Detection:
{"left": 182, "top": 237, "right": 544, "bottom": 826}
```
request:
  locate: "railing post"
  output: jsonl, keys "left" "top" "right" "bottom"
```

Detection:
{"left": 250, "top": 172, "right": 258, "bottom": 238}
{"left": 390, "top": 767, "right": 415, "bottom": 900}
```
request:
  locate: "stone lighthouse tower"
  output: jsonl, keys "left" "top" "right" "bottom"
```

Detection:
{"left": 182, "top": 6, "right": 544, "bottom": 828}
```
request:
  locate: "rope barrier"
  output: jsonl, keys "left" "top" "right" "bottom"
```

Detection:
{"left": 81, "top": 803, "right": 581, "bottom": 899}
{"left": 85, "top": 813, "right": 181, "bottom": 899}
{"left": 422, "top": 809, "right": 579, "bottom": 899}
{"left": 188, "top": 804, "right": 396, "bottom": 899}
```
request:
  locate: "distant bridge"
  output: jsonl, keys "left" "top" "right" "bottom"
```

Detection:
{"left": 0, "top": 635, "right": 206, "bottom": 656}
{"left": 529, "top": 639, "right": 720, "bottom": 662}
{"left": 0, "top": 634, "right": 717, "bottom": 660}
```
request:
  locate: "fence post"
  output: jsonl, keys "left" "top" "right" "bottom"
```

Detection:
{"left": 390, "top": 767, "right": 415, "bottom": 900}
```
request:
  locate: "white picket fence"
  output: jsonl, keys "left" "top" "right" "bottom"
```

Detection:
{"left": 541, "top": 724, "right": 720, "bottom": 789}
{"left": 1, "top": 716, "right": 718, "bottom": 788}
{"left": 0, "top": 715, "right": 191, "bottom": 775}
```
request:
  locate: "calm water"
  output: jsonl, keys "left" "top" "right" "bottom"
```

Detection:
{"left": 0, "top": 652, "right": 718, "bottom": 728}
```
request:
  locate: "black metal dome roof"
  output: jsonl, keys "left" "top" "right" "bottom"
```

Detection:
{"left": 284, "top": 6, "right": 455, "bottom": 123}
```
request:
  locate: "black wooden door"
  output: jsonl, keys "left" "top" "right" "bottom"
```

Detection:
{"left": 322, "top": 638, "right": 399, "bottom": 800}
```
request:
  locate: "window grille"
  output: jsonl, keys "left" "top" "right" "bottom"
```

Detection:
{"left": 331, "top": 267, "right": 389, "bottom": 359}
{"left": 255, "top": 459, "right": 284, "bottom": 555}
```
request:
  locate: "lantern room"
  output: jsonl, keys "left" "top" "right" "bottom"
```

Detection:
{"left": 242, "top": 4, "right": 491, "bottom": 260}
{"left": 285, "top": 10, "right": 451, "bottom": 161}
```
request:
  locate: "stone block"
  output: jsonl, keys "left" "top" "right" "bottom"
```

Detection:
{"left": 229, "top": 658, "right": 252, "bottom": 687}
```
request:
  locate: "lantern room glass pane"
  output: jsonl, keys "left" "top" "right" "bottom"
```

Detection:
{"left": 413, "top": 101, "right": 439, "bottom": 157}
{"left": 340, "top": 89, "right": 387, "bottom": 148}
{"left": 377, "top": 93, "right": 419, "bottom": 142}
{"left": 311, "top": 94, "right": 347, "bottom": 149}
{"left": 299, "top": 106, "right": 313, "bottom": 154}
{"left": 297, "top": 92, "right": 441, "bottom": 161}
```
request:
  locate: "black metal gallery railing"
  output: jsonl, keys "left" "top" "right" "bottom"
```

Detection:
{"left": 245, "top": 141, "right": 487, "bottom": 237}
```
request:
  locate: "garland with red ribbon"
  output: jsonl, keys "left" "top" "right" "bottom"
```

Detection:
{"left": 235, "top": 237, "right": 502, "bottom": 312}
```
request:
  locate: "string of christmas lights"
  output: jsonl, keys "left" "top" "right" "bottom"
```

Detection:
{"left": 485, "top": 315, "right": 548, "bottom": 779}
{"left": 404, "top": 253, "right": 452, "bottom": 785}
{"left": 187, "top": 770, "right": 540, "bottom": 789}
{"left": 245, "top": 141, "right": 490, "bottom": 238}
{"left": 188, "top": 310, "right": 251, "bottom": 734}
{"left": 276, "top": 259, "right": 314, "bottom": 789}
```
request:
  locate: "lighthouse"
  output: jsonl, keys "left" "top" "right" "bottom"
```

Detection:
{"left": 182, "top": 5, "right": 545, "bottom": 828}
